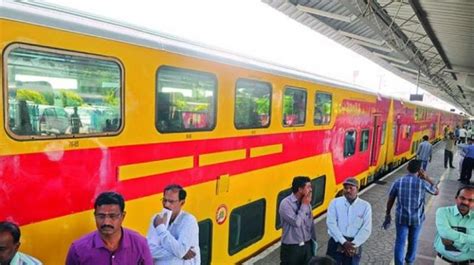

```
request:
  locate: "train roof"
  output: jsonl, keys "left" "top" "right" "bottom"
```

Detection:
{"left": 0, "top": 1, "right": 461, "bottom": 116}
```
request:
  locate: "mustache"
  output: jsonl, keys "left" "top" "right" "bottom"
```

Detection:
{"left": 459, "top": 203, "right": 469, "bottom": 208}
{"left": 100, "top": 225, "right": 114, "bottom": 230}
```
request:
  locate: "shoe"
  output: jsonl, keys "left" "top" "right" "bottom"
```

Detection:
{"left": 444, "top": 166, "right": 447, "bottom": 168}
{"left": 450, "top": 166, "right": 455, "bottom": 169}
{"left": 457, "top": 178, "right": 463, "bottom": 181}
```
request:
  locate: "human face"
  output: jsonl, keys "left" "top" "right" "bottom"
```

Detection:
{"left": 0, "top": 232, "right": 19, "bottom": 264}
{"left": 298, "top": 182, "right": 312, "bottom": 197}
{"left": 455, "top": 189, "right": 474, "bottom": 215}
{"left": 94, "top": 204, "right": 125, "bottom": 237}
{"left": 343, "top": 184, "right": 358, "bottom": 201}
{"left": 162, "top": 190, "right": 184, "bottom": 219}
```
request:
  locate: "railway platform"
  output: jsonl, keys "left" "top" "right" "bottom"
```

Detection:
{"left": 246, "top": 141, "right": 471, "bottom": 265}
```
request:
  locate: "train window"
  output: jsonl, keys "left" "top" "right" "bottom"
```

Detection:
{"left": 359, "top": 129, "right": 370, "bottom": 152}
{"left": 311, "top": 175, "right": 326, "bottom": 209}
{"left": 234, "top": 79, "right": 271, "bottom": 129}
{"left": 156, "top": 66, "right": 217, "bottom": 133}
{"left": 5, "top": 44, "right": 122, "bottom": 139}
{"left": 228, "top": 199, "right": 265, "bottom": 255}
{"left": 282, "top": 87, "right": 306, "bottom": 127}
{"left": 344, "top": 130, "right": 357, "bottom": 157}
{"left": 198, "top": 219, "right": 212, "bottom": 265}
{"left": 275, "top": 188, "right": 292, "bottom": 230}
{"left": 314, "top": 92, "right": 332, "bottom": 125}
{"left": 381, "top": 122, "right": 387, "bottom": 145}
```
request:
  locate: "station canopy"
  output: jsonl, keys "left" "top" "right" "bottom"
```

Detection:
{"left": 264, "top": 0, "right": 474, "bottom": 116}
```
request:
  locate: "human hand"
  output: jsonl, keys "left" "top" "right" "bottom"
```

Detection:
{"left": 342, "top": 241, "right": 356, "bottom": 257}
{"left": 153, "top": 212, "right": 168, "bottom": 228}
{"left": 382, "top": 215, "right": 391, "bottom": 230}
{"left": 182, "top": 248, "right": 196, "bottom": 260}
{"left": 441, "top": 238, "right": 454, "bottom": 246}
{"left": 302, "top": 191, "right": 312, "bottom": 205}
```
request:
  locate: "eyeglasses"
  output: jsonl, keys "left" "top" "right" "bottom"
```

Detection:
{"left": 94, "top": 213, "right": 122, "bottom": 220}
{"left": 161, "top": 198, "right": 179, "bottom": 204}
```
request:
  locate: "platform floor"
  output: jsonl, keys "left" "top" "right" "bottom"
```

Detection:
{"left": 246, "top": 142, "right": 470, "bottom": 265}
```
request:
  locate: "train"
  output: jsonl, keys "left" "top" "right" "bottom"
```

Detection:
{"left": 0, "top": 2, "right": 463, "bottom": 264}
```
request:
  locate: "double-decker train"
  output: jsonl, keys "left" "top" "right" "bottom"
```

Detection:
{"left": 0, "top": 2, "right": 462, "bottom": 264}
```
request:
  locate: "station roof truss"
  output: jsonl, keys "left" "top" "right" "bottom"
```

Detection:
{"left": 263, "top": 0, "right": 474, "bottom": 116}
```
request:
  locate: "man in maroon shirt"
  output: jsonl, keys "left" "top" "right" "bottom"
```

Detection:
{"left": 65, "top": 192, "right": 152, "bottom": 265}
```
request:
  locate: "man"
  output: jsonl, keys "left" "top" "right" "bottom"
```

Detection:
{"left": 66, "top": 192, "right": 153, "bottom": 265}
{"left": 0, "top": 221, "right": 42, "bottom": 265}
{"left": 70, "top": 106, "right": 82, "bottom": 134}
{"left": 416, "top": 135, "right": 432, "bottom": 171}
{"left": 459, "top": 126, "right": 467, "bottom": 144}
{"left": 383, "top": 159, "right": 439, "bottom": 265}
{"left": 444, "top": 132, "right": 456, "bottom": 169}
{"left": 433, "top": 186, "right": 474, "bottom": 264}
{"left": 460, "top": 138, "right": 474, "bottom": 184}
{"left": 326, "top": 178, "right": 372, "bottom": 265}
{"left": 279, "top": 176, "right": 317, "bottom": 265}
{"left": 146, "top": 184, "right": 200, "bottom": 265}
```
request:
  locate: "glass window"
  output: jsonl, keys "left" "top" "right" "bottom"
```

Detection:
{"left": 359, "top": 129, "right": 370, "bottom": 152}
{"left": 229, "top": 199, "right": 265, "bottom": 255}
{"left": 381, "top": 122, "right": 387, "bottom": 145}
{"left": 311, "top": 175, "right": 326, "bottom": 209}
{"left": 275, "top": 188, "right": 292, "bottom": 230}
{"left": 234, "top": 79, "right": 271, "bottom": 129}
{"left": 198, "top": 219, "right": 212, "bottom": 265}
{"left": 5, "top": 45, "right": 122, "bottom": 138}
{"left": 344, "top": 130, "right": 357, "bottom": 157}
{"left": 156, "top": 66, "right": 217, "bottom": 133}
{"left": 314, "top": 92, "right": 332, "bottom": 125}
{"left": 282, "top": 87, "right": 306, "bottom": 127}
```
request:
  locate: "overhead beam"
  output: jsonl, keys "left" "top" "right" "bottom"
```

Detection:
{"left": 296, "top": 5, "right": 357, "bottom": 23}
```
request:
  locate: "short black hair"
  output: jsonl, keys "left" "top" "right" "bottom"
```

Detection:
{"left": 0, "top": 221, "right": 20, "bottom": 243}
{"left": 291, "top": 176, "right": 311, "bottom": 193}
{"left": 308, "top": 256, "right": 336, "bottom": 265}
{"left": 455, "top": 185, "right": 474, "bottom": 197}
{"left": 94, "top": 192, "right": 125, "bottom": 212}
{"left": 164, "top": 184, "right": 187, "bottom": 201}
{"left": 422, "top": 135, "right": 429, "bottom": 141}
{"left": 407, "top": 159, "right": 422, "bottom": 173}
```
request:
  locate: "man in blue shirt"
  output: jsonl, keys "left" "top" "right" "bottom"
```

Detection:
{"left": 326, "top": 178, "right": 372, "bottom": 265}
{"left": 146, "top": 184, "right": 200, "bottom": 265}
{"left": 416, "top": 135, "right": 432, "bottom": 171}
{"left": 384, "top": 159, "right": 439, "bottom": 265}
{"left": 460, "top": 137, "right": 474, "bottom": 184}
{"left": 433, "top": 186, "right": 474, "bottom": 264}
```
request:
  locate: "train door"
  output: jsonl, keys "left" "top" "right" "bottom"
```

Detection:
{"left": 370, "top": 115, "right": 381, "bottom": 166}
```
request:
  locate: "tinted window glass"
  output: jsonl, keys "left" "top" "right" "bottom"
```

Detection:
{"left": 282, "top": 87, "right": 306, "bottom": 126}
{"left": 311, "top": 175, "right": 326, "bottom": 209}
{"left": 6, "top": 45, "right": 122, "bottom": 138}
{"left": 314, "top": 92, "right": 332, "bottom": 125}
{"left": 156, "top": 66, "right": 216, "bottom": 133}
{"left": 275, "top": 188, "right": 292, "bottom": 230}
{"left": 381, "top": 122, "right": 386, "bottom": 145}
{"left": 360, "top": 129, "right": 370, "bottom": 152}
{"left": 229, "top": 199, "right": 265, "bottom": 255}
{"left": 198, "top": 219, "right": 212, "bottom": 265}
{"left": 344, "top": 130, "right": 357, "bottom": 157}
{"left": 234, "top": 79, "right": 271, "bottom": 129}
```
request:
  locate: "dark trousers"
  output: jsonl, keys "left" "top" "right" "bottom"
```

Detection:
{"left": 444, "top": 150, "right": 454, "bottom": 167}
{"left": 280, "top": 241, "right": 312, "bottom": 265}
{"left": 326, "top": 237, "right": 361, "bottom": 265}
{"left": 460, "top": 157, "right": 474, "bottom": 182}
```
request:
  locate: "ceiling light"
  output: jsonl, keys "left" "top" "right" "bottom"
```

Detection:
{"left": 296, "top": 5, "right": 357, "bottom": 23}
{"left": 373, "top": 52, "right": 409, "bottom": 64}
{"left": 339, "top": 30, "right": 385, "bottom": 46}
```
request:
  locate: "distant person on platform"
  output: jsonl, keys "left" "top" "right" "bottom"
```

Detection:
{"left": 70, "top": 106, "right": 82, "bottom": 134}
{"left": 444, "top": 132, "right": 456, "bottom": 169}
{"left": 65, "top": 192, "right": 153, "bottom": 265}
{"left": 433, "top": 185, "right": 474, "bottom": 264}
{"left": 279, "top": 176, "right": 317, "bottom": 265}
{"left": 459, "top": 127, "right": 468, "bottom": 144}
{"left": 0, "top": 221, "right": 42, "bottom": 265}
{"left": 459, "top": 137, "right": 474, "bottom": 184}
{"left": 416, "top": 135, "right": 432, "bottom": 171}
{"left": 383, "top": 159, "right": 439, "bottom": 265}
{"left": 326, "top": 178, "right": 372, "bottom": 265}
{"left": 146, "top": 184, "right": 200, "bottom": 265}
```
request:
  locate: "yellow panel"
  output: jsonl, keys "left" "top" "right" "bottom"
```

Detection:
{"left": 216, "top": 174, "right": 230, "bottom": 194}
{"left": 118, "top": 156, "right": 194, "bottom": 181}
{"left": 199, "top": 149, "right": 246, "bottom": 166}
{"left": 250, "top": 144, "right": 282, "bottom": 158}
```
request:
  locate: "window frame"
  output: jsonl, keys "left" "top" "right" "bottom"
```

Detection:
{"left": 344, "top": 129, "right": 357, "bottom": 158}
{"left": 359, "top": 129, "right": 370, "bottom": 152}
{"left": 233, "top": 78, "right": 272, "bottom": 130}
{"left": 282, "top": 86, "right": 307, "bottom": 127}
{"left": 314, "top": 91, "right": 332, "bottom": 126}
{"left": 3, "top": 43, "right": 125, "bottom": 140}
{"left": 155, "top": 65, "right": 218, "bottom": 133}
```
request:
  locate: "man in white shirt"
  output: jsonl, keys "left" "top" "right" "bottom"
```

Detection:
{"left": 146, "top": 184, "right": 200, "bottom": 265}
{"left": 0, "top": 221, "right": 42, "bottom": 265}
{"left": 326, "top": 178, "right": 372, "bottom": 265}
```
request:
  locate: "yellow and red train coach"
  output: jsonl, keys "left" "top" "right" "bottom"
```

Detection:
{"left": 0, "top": 2, "right": 461, "bottom": 264}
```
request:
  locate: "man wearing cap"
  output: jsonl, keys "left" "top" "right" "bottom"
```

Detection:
{"left": 384, "top": 159, "right": 439, "bottom": 265}
{"left": 326, "top": 177, "right": 372, "bottom": 265}
{"left": 433, "top": 186, "right": 474, "bottom": 264}
{"left": 279, "top": 176, "right": 317, "bottom": 265}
